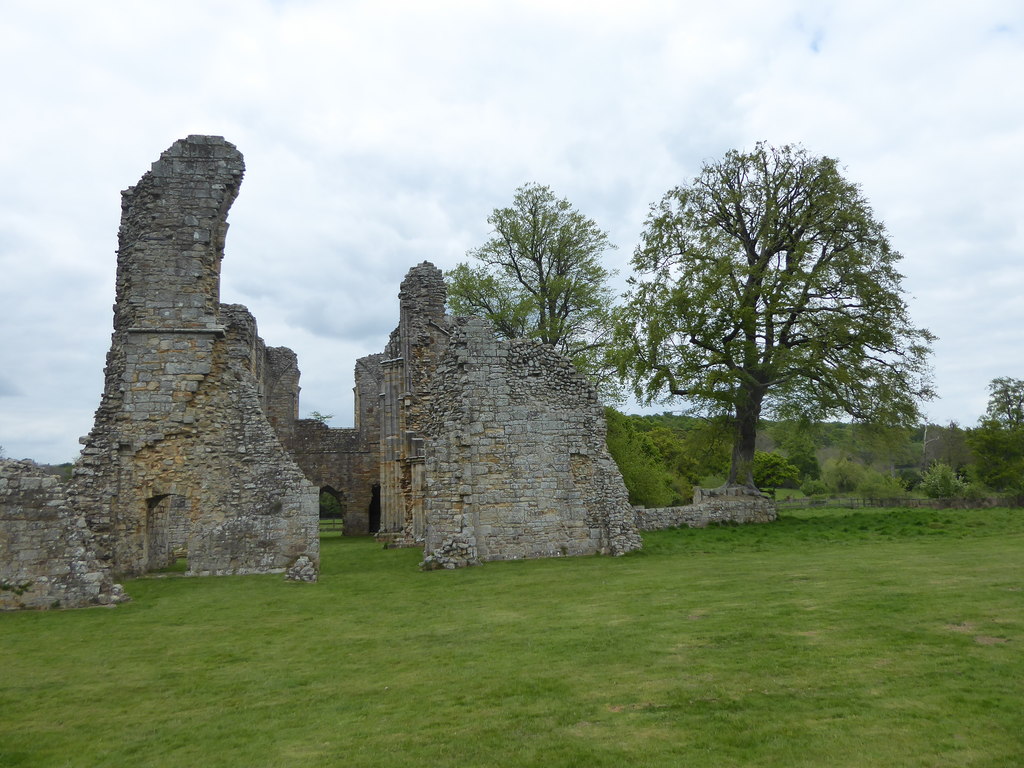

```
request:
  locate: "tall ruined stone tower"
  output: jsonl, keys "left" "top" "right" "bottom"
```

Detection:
{"left": 377, "top": 263, "right": 452, "bottom": 543}
{"left": 72, "top": 136, "right": 319, "bottom": 578}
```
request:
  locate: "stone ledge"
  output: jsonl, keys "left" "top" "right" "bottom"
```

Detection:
{"left": 126, "top": 327, "right": 226, "bottom": 336}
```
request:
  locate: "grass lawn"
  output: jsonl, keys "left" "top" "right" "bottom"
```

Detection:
{"left": 1, "top": 507, "right": 1021, "bottom": 767}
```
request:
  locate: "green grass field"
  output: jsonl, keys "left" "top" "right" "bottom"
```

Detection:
{"left": 2, "top": 507, "right": 1021, "bottom": 767}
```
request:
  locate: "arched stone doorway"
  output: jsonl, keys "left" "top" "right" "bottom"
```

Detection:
{"left": 319, "top": 486, "right": 345, "bottom": 533}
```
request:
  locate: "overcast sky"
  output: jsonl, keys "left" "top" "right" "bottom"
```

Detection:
{"left": 1, "top": 0, "right": 1021, "bottom": 464}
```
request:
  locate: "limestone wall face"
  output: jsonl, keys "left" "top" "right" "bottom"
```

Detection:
{"left": 419, "top": 318, "right": 642, "bottom": 568}
{"left": 378, "top": 264, "right": 452, "bottom": 545}
{"left": 353, "top": 354, "right": 384, "bottom": 437}
{"left": 1, "top": 460, "right": 126, "bottom": 610}
{"left": 71, "top": 136, "right": 319, "bottom": 578}
{"left": 262, "top": 346, "right": 301, "bottom": 444}
{"left": 368, "top": 262, "right": 641, "bottom": 568}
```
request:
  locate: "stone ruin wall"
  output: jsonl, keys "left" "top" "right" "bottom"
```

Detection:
{"left": 369, "top": 263, "right": 642, "bottom": 567}
{"left": 1, "top": 460, "right": 126, "bottom": 610}
{"left": 235, "top": 323, "right": 384, "bottom": 534}
{"left": 261, "top": 344, "right": 302, "bottom": 445}
{"left": 1, "top": 134, "right": 779, "bottom": 600}
{"left": 361, "top": 264, "right": 771, "bottom": 564}
{"left": 635, "top": 486, "right": 778, "bottom": 531}
{"left": 70, "top": 135, "right": 319, "bottom": 579}
{"left": 419, "top": 318, "right": 643, "bottom": 568}
{"left": 376, "top": 263, "right": 453, "bottom": 546}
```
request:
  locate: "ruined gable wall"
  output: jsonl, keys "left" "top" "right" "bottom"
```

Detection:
{"left": 420, "top": 317, "right": 642, "bottom": 568}
{"left": 369, "top": 262, "right": 641, "bottom": 566}
{"left": 1, "top": 460, "right": 126, "bottom": 610}
{"left": 353, "top": 353, "right": 384, "bottom": 438}
{"left": 71, "top": 136, "right": 318, "bottom": 578}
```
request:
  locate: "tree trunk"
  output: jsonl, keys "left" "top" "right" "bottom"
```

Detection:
{"left": 725, "top": 387, "right": 764, "bottom": 492}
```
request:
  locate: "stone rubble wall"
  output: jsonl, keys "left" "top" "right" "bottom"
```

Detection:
{"left": 634, "top": 498, "right": 777, "bottom": 531}
{"left": 70, "top": 136, "right": 319, "bottom": 579}
{"left": 318, "top": 261, "right": 647, "bottom": 567}
{"left": 353, "top": 354, "right": 384, "bottom": 439}
{"left": 418, "top": 315, "right": 642, "bottom": 569}
{"left": 363, "top": 262, "right": 642, "bottom": 568}
{"left": 1, "top": 460, "right": 127, "bottom": 610}
{"left": 280, "top": 356, "right": 384, "bottom": 535}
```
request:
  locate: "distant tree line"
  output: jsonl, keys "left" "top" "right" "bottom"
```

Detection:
{"left": 604, "top": 376, "right": 1024, "bottom": 506}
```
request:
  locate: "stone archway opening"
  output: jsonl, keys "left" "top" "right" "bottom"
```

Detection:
{"left": 319, "top": 486, "right": 345, "bottom": 534}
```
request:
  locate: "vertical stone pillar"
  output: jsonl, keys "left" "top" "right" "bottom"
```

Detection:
{"left": 378, "top": 358, "right": 407, "bottom": 539}
{"left": 263, "top": 346, "right": 301, "bottom": 445}
{"left": 375, "top": 263, "right": 451, "bottom": 546}
{"left": 397, "top": 262, "right": 448, "bottom": 395}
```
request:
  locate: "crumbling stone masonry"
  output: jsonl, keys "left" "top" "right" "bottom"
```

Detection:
{"left": 419, "top": 318, "right": 644, "bottom": 568}
{"left": 366, "top": 263, "right": 642, "bottom": 568}
{"left": 634, "top": 486, "right": 778, "bottom": 531}
{"left": 70, "top": 136, "right": 319, "bottom": 579}
{"left": 376, "top": 263, "right": 453, "bottom": 547}
{"left": 2, "top": 134, "right": 775, "bottom": 597}
{"left": 289, "top": 263, "right": 774, "bottom": 563}
{"left": 1, "top": 460, "right": 126, "bottom": 610}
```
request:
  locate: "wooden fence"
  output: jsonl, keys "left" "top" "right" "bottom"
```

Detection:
{"left": 319, "top": 515, "right": 344, "bottom": 532}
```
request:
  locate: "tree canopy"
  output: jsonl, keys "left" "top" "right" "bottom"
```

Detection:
{"left": 752, "top": 451, "right": 800, "bottom": 492}
{"left": 612, "top": 143, "right": 934, "bottom": 491}
{"left": 984, "top": 377, "right": 1024, "bottom": 427}
{"left": 968, "top": 377, "right": 1024, "bottom": 492}
{"left": 446, "top": 183, "right": 617, "bottom": 387}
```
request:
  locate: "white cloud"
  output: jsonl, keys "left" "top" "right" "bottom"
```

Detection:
{"left": 1, "top": 0, "right": 1022, "bottom": 461}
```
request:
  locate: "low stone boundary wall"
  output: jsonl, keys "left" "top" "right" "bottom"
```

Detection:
{"left": 1, "top": 460, "right": 127, "bottom": 610}
{"left": 635, "top": 489, "right": 777, "bottom": 531}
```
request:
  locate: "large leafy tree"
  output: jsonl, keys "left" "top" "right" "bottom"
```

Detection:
{"left": 967, "top": 377, "right": 1024, "bottom": 492}
{"left": 613, "top": 143, "right": 934, "bottom": 492}
{"left": 983, "top": 376, "right": 1024, "bottom": 427}
{"left": 447, "top": 183, "right": 617, "bottom": 386}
